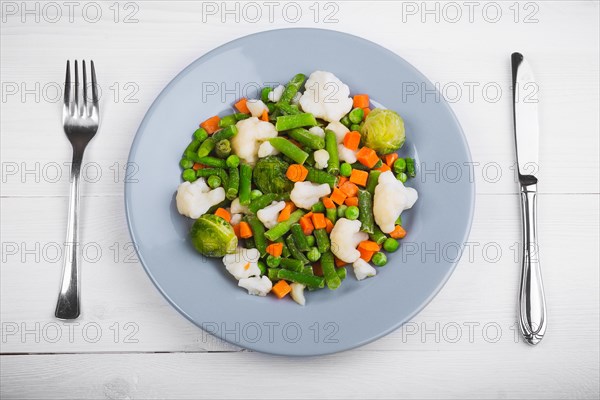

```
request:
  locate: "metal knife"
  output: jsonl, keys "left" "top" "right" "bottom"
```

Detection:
{"left": 511, "top": 52, "right": 547, "bottom": 345}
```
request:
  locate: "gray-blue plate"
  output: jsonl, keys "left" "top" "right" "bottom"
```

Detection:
{"left": 125, "top": 28, "right": 474, "bottom": 356}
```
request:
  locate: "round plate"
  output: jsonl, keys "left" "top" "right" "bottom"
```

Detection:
{"left": 125, "top": 28, "right": 474, "bottom": 356}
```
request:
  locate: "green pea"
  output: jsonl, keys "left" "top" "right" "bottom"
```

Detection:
{"left": 345, "top": 205, "right": 359, "bottom": 220}
{"left": 180, "top": 158, "right": 194, "bottom": 169}
{"left": 207, "top": 175, "right": 222, "bottom": 189}
{"left": 396, "top": 172, "right": 408, "bottom": 183}
{"left": 226, "top": 155, "right": 240, "bottom": 168}
{"left": 311, "top": 202, "right": 325, "bottom": 213}
{"left": 383, "top": 238, "right": 399, "bottom": 253}
{"left": 305, "top": 235, "right": 315, "bottom": 247}
{"left": 350, "top": 124, "right": 361, "bottom": 132}
{"left": 266, "top": 255, "right": 281, "bottom": 268}
{"left": 182, "top": 169, "right": 196, "bottom": 182}
{"left": 306, "top": 247, "right": 321, "bottom": 262}
{"left": 193, "top": 128, "right": 208, "bottom": 141}
{"left": 372, "top": 252, "right": 387, "bottom": 266}
{"left": 250, "top": 189, "right": 263, "bottom": 200}
{"left": 340, "top": 162, "right": 352, "bottom": 177}
{"left": 340, "top": 115, "right": 351, "bottom": 128}
{"left": 348, "top": 107, "right": 364, "bottom": 124}
{"left": 257, "top": 260, "right": 267, "bottom": 275}
{"left": 337, "top": 205, "right": 348, "bottom": 218}
{"left": 393, "top": 158, "right": 406, "bottom": 173}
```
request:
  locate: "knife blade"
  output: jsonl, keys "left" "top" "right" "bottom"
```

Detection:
{"left": 511, "top": 52, "right": 547, "bottom": 345}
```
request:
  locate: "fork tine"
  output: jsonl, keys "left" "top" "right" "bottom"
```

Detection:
{"left": 91, "top": 60, "right": 98, "bottom": 107}
{"left": 74, "top": 60, "right": 79, "bottom": 115}
{"left": 64, "top": 61, "right": 71, "bottom": 113}
{"left": 82, "top": 60, "right": 88, "bottom": 116}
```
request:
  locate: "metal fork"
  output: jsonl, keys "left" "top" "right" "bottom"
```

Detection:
{"left": 55, "top": 60, "right": 100, "bottom": 320}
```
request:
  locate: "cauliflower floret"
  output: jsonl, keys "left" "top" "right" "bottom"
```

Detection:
{"left": 338, "top": 144, "right": 357, "bottom": 163}
{"left": 330, "top": 218, "right": 368, "bottom": 263}
{"left": 313, "top": 149, "right": 330, "bottom": 170}
{"left": 223, "top": 247, "right": 261, "bottom": 280}
{"left": 268, "top": 85, "right": 285, "bottom": 102}
{"left": 353, "top": 258, "right": 377, "bottom": 281}
{"left": 176, "top": 179, "right": 226, "bottom": 219}
{"left": 257, "top": 201, "right": 286, "bottom": 229}
{"left": 290, "top": 182, "right": 331, "bottom": 210}
{"left": 290, "top": 283, "right": 306, "bottom": 306}
{"left": 230, "top": 198, "right": 250, "bottom": 214}
{"left": 374, "top": 171, "right": 418, "bottom": 233}
{"left": 230, "top": 213, "right": 242, "bottom": 226}
{"left": 246, "top": 99, "right": 268, "bottom": 118}
{"left": 325, "top": 121, "right": 350, "bottom": 143}
{"left": 299, "top": 71, "right": 353, "bottom": 122}
{"left": 308, "top": 126, "right": 325, "bottom": 138}
{"left": 238, "top": 276, "right": 273, "bottom": 296}
{"left": 258, "top": 141, "right": 280, "bottom": 158}
{"left": 232, "top": 117, "right": 278, "bottom": 165}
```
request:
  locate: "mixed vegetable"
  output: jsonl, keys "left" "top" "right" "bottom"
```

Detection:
{"left": 175, "top": 71, "right": 418, "bottom": 305}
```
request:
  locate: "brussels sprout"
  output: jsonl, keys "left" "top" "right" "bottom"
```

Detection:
{"left": 190, "top": 214, "right": 237, "bottom": 257}
{"left": 252, "top": 156, "right": 294, "bottom": 194}
{"left": 360, "top": 108, "right": 405, "bottom": 155}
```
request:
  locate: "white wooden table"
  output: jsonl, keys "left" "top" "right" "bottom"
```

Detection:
{"left": 1, "top": 1, "right": 598, "bottom": 398}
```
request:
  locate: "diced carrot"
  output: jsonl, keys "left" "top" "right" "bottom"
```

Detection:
{"left": 200, "top": 115, "right": 220, "bottom": 134}
{"left": 358, "top": 240, "right": 381, "bottom": 252}
{"left": 334, "top": 257, "right": 347, "bottom": 267}
{"left": 330, "top": 188, "right": 347, "bottom": 205}
{"left": 353, "top": 94, "right": 370, "bottom": 109}
{"left": 358, "top": 247, "right": 374, "bottom": 262}
{"left": 376, "top": 164, "right": 391, "bottom": 172}
{"left": 322, "top": 196, "right": 336, "bottom": 209}
{"left": 286, "top": 164, "right": 309, "bottom": 182}
{"left": 299, "top": 216, "right": 314, "bottom": 235}
{"left": 234, "top": 98, "right": 250, "bottom": 114}
{"left": 389, "top": 225, "right": 407, "bottom": 239}
{"left": 233, "top": 224, "right": 241, "bottom": 238}
{"left": 313, "top": 263, "right": 323, "bottom": 277}
{"left": 337, "top": 176, "right": 348, "bottom": 187}
{"left": 344, "top": 196, "right": 359, "bottom": 207}
{"left": 266, "top": 243, "right": 283, "bottom": 257}
{"left": 362, "top": 107, "right": 371, "bottom": 119}
{"left": 311, "top": 213, "right": 327, "bottom": 230}
{"left": 272, "top": 280, "right": 291, "bottom": 299}
{"left": 342, "top": 131, "right": 361, "bottom": 151}
{"left": 260, "top": 109, "right": 269, "bottom": 121}
{"left": 239, "top": 221, "right": 253, "bottom": 239}
{"left": 384, "top": 153, "right": 398, "bottom": 167}
{"left": 349, "top": 169, "right": 368, "bottom": 186}
{"left": 277, "top": 201, "right": 295, "bottom": 222}
{"left": 192, "top": 163, "right": 203, "bottom": 171}
{"left": 340, "top": 181, "right": 359, "bottom": 197}
{"left": 325, "top": 218, "right": 334, "bottom": 233}
{"left": 214, "top": 207, "right": 231, "bottom": 223}
{"left": 304, "top": 212, "right": 313, "bottom": 219}
{"left": 356, "top": 147, "right": 379, "bottom": 168}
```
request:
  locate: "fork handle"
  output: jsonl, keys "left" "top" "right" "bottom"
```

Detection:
{"left": 518, "top": 184, "right": 547, "bottom": 344}
{"left": 55, "top": 151, "right": 83, "bottom": 319}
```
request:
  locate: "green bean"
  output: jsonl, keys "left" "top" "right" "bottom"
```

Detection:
{"left": 193, "top": 128, "right": 208, "bottom": 142}
{"left": 275, "top": 113, "right": 317, "bottom": 131}
{"left": 184, "top": 138, "right": 201, "bottom": 155}
{"left": 196, "top": 168, "right": 228, "bottom": 187}
{"left": 349, "top": 107, "right": 364, "bottom": 124}
{"left": 306, "top": 247, "right": 321, "bottom": 262}
{"left": 269, "top": 137, "right": 309, "bottom": 164}
{"left": 267, "top": 268, "right": 280, "bottom": 281}
{"left": 197, "top": 137, "right": 215, "bottom": 158}
{"left": 276, "top": 102, "right": 301, "bottom": 115}
{"left": 267, "top": 103, "right": 276, "bottom": 114}
{"left": 277, "top": 269, "right": 325, "bottom": 289}
{"left": 369, "top": 225, "right": 387, "bottom": 245}
{"left": 290, "top": 223, "right": 310, "bottom": 251}
{"left": 261, "top": 87, "right": 272, "bottom": 103}
{"left": 311, "top": 202, "right": 325, "bottom": 213}
{"left": 302, "top": 265, "right": 314, "bottom": 275}
{"left": 235, "top": 113, "right": 250, "bottom": 121}
{"left": 373, "top": 159, "right": 383, "bottom": 169}
{"left": 287, "top": 128, "right": 325, "bottom": 150}
{"left": 276, "top": 73, "right": 306, "bottom": 106}
{"left": 257, "top": 260, "right": 267, "bottom": 275}
{"left": 182, "top": 169, "right": 196, "bottom": 182}
{"left": 226, "top": 155, "right": 240, "bottom": 168}
{"left": 207, "top": 175, "right": 221, "bottom": 189}
{"left": 285, "top": 235, "right": 310, "bottom": 264}
{"left": 207, "top": 199, "right": 230, "bottom": 214}
{"left": 245, "top": 215, "right": 267, "bottom": 256}
{"left": 314, "top": 228, "right": 330, "bottom": 253}
{"left": 180, "top": 158, "right": 193, "bottom": 170}
{"left": 244, "top": 237, "right": 255, "bottom": 249}
{"left": 350, "top": 162, "right": 369, "bottom": 171}
{"left": 306, "top": 167, "right": 338, "bottom": 188}
{"left": 264, "top": 209, "right": 305, "bottom": 241}
{"left": 276, "top": 236, "right": 291, "bottom": 258}
{"left": 326, "top": 207, "right": 337, "bottom": 224}
{"left": 358, "top": 190, "right": 375, "bottom": 234}
{"left": 279, "top": 257, "right": 304, "bottom": 272}
{"left": 324, "top": 130, "right": 339, "bottom": 175}
{"left": 239, "top": 164, "right": 253, "bottom": 205}
{"left": 321, "top": 251, "right": 341, "bottom": 290}
{"left": 305, "top": 234, "right": 315, "bottom": 247}
{"left": 226, "top": 166, "right": 239, "bottom": 200}
{"left": 214, "top": 139, "right": 231, "bottom": 159}
{"left": 249, "top": 193, "right": 278, "bottom": 213}
{"left": 406, "top": 157, "right": 416, "bottom": 178}
{"left": 197, "top": 156, "right": 227, "bottom": 168}
{"left": 218, "top": 114, "right": 238, "bottom": 128}
{"left": 366, "top": 170, "right": 381, "bottom": 195}
{"left": 336, "top": 266, "right": 347, "bottom": 281}
{"left": 212, "top": 125, "right": 238, "bottom": 142}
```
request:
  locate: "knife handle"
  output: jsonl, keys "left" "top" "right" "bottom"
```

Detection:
{"left": 518, "top": 184, "right": 547, "bottom": 345}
